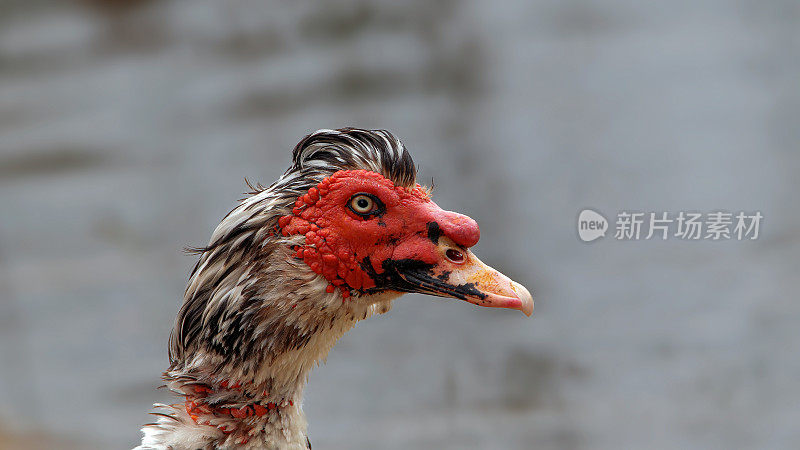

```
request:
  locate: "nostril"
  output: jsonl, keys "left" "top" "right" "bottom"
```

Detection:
{"left": 445, "top": 248, "right": 465, "bottom": 264}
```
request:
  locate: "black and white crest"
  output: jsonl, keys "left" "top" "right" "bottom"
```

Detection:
{"left": 280, "top": 127, "right": 417, "bottom": 194}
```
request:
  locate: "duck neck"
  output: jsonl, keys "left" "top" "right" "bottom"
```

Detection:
{"left": 157, "top": 297, "right": 376, "bottom": 449}
{"left": 142, "top": 255, "right": 400, "bottom": 449}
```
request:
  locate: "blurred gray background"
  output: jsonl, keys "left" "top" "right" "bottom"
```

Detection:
{"left": 0, "top": 0, "right": 798, "bottom": 449}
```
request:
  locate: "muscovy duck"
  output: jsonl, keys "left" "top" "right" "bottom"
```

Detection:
{"left": 137, "top": 128, "right": 533, "bottom": 449}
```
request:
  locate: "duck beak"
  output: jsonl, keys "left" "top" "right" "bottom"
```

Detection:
{"left": 441, "top": 249, "right": 533, "bottom": 316}
{"left": 395, "top": 240, "right": 533, "bottom": 316}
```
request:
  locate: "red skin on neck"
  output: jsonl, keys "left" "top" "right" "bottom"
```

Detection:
{"left": 183, "top": 380, "right": 294, "bottom": 438}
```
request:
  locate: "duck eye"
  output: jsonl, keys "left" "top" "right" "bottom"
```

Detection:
{"left": 348, "top": 194, "right": 382, "bottom": 216}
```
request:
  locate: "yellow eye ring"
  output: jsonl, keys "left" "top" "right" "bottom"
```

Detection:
{"left": 348, "top": 194, "right": 381, "bottom": 216}
{"left": 350, "top": 194, "right": 374, "bottom": 214}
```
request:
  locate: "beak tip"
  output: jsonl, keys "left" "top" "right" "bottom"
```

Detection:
{"left": 514, "top": 282, "right": 534, "bottom": 317}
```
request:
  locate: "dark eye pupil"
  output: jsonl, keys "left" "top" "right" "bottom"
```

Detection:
{"left": 357, "top": 199, "right": 369, "bottom": 208}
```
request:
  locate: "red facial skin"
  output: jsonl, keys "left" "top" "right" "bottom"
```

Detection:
{"left": 277, "top": 170, "right": 480, "bottom": 299}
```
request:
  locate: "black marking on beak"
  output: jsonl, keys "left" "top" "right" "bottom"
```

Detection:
{"left": 399, "top": 270, "right": 487, "bottom": 300}
{"left": 359, "top": 257, "right": 432, "bottom": 294}
{"left": 359, "top": 256, "right": 487, "bottom": 301}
